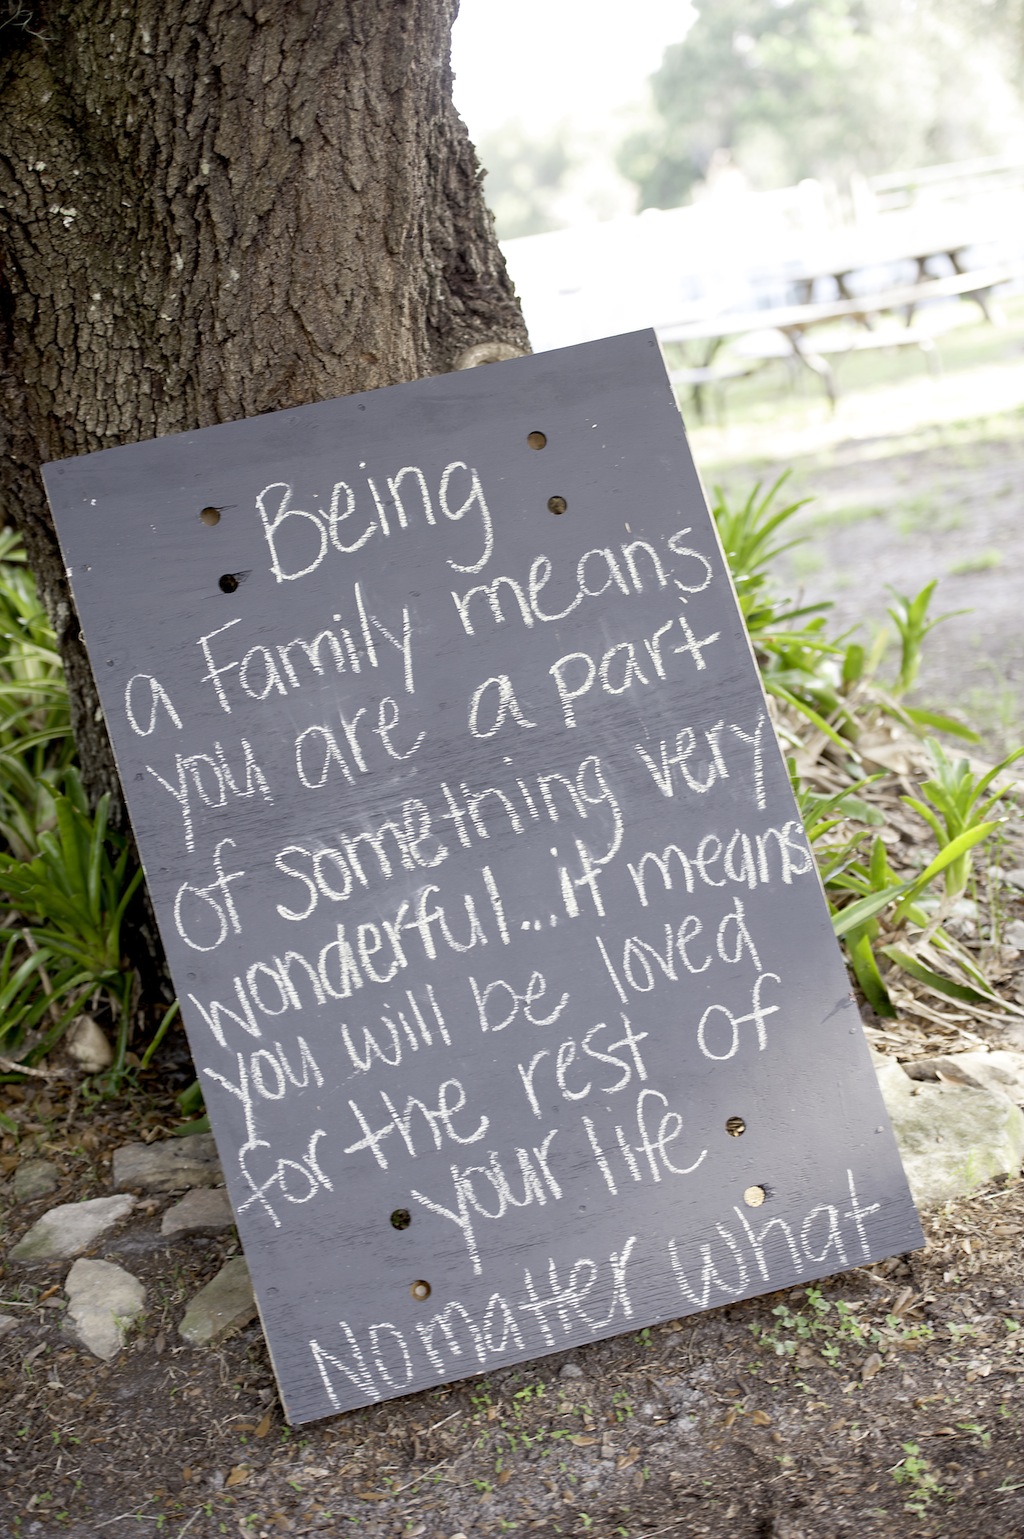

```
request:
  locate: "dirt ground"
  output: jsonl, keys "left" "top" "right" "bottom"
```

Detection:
{"left": 5, "top": 1054, "right": 1024, "bottom": 1539}
{"left": 4, "top": 404, "right": 1024, "bottom": 1539}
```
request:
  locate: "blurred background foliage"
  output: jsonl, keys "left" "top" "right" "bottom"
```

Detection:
{"left": 477, "top": 0, "right": 1024, "bottom": 238}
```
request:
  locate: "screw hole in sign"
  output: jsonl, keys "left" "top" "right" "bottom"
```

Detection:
{"left": 199, "top": 506, "right": 221, "bottom": 526}
{"left": 548, "top": 495, "right": 567, "bottom": 515}
{"left": 390, "top": 1209, "right": 411, "bottom": 1231}
{"left": 725, "top": 1116, "right": 746, "bottom": 1137}
{"left": 743, "top": 1185, "right": 767, "bottom": 1208}
{"left": 527, "top": 430, "right": 547, "bottom": 450}
{"left": 218, "top": 574, "right": 239, "bottom": 594}
{"left": 410, "top": 1280, "right": 431, "bottom": 1302}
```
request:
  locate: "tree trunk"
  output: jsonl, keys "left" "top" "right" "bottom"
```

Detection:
{"left": 0, "top": 0, "right": 528, "bottom": 812}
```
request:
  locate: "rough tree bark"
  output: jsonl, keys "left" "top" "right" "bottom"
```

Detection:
{"left": 0, "top": 0, "right": 528, "bottom": 813}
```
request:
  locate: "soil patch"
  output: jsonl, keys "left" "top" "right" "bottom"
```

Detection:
{"left": 4, "top": 1106, "right": 1024, "bottom": 1539}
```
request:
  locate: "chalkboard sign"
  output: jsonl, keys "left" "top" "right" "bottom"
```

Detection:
{"left": 43, "top": 331, "right": 922, "bottom": 1424}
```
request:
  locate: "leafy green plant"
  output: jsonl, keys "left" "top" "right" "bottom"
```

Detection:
{"left": 0, "top": 936, "right": 100, "bottom": 1087}
{"left": 0, "top": 773, "right": 139, "bottom": 973}
{"left": 0, "top": 529, "right": 74, "bottom": 862}
{"left": 0, "top": 535, "right": 175, "bottom": 1087}
{"left": 886, "top": 579, "right": 963, "bottom": 697}
{"left": 751, "top": 1286, "right": 933, "bottom": 1369}
{"left": 803, "top": 737, "right": 1024, "bottom": 1015}
{"left": 868, "top": 579, "right": 979, "bottom": 743}
{"left": 712, "top": 478, "right": 858, "bottom": 744}
{"left": 788, "top": 761, "right": 884, "bottom": 884}
{"left": 713, "top": 473, "right": 815, "bottom": 631}
{"left": 0, "top": 770, "right": 143, "bottom": 1073}
{"left": 891, "top": 1441, "right": 944, "bottom": 1516}
{"left": 903, "top": 737, "right": 1024, "bottom": 899}
{"left": 715, "top": 476, "right": 1022, "bottom": 1018}
{"left": 714, "top": 485, "right": 976, "bottom": 750}
{"left": 171, "top": 1077, "right": 209, "bottom": 1136}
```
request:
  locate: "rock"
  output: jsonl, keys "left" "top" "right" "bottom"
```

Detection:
{"left": 903, "top": 1050, "right": 1024, "bottom": 1105}
{"left": 0, "top": 1314, "right": 20, "bottom": 1337}
{"left": 902, "top": 1057, "right": 986, "bottom": 1088}
{"left": 65, "top": 1014, "right": 113, "bottom": 1073}
{"left": 875, "top": 1057, "right": 1024, "bottom": 1206}
{"left": 179, "top": 1256, "right": 256, "bottom": 1346}
{"left": 161, "top": 1187, "right": 235, "bottom": 1238}
{"left": 945, "top": 901, "right": 977, "bottom": 939}
{"left": 12, "top": 1157, "right": 60, "bottom": 1203}
{"left": 559, "top": 1361, "right": 585, "bottom": 1380}
{"left": 10, "top": 1193, "right": 136, "bottom": 1263}
{"left": 1004, "top": 868, "right": 1024, "bottom": 891}
{"left": 113, "top": 1134, "right": 222, "bottom": 1193}
{"left": 1004, "top": 919, "right": 1024, "bottom": 949}
{"left": 64, "top": 1258, "right": 145, "bottom": 1361}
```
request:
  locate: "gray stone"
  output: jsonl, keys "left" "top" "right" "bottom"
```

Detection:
{"left": 0, "top": 1314, "right": 20, "bottom": 1337}
{"left": 1003, "top": 919, "right": 1024, "bottom": 949}
{"left": 875, "top": 1057, "right": 1024, "bottom": 1206}
{"left": 161, "top": 1186, "right": 235, "bottom": 1238}
{"left": 113, "top": 1134, "right": 222, "bottom": 1193}
{"left": 945, "top": 898, "right": 977, "bottom": 939}
{"left": 12, "top": 1158, "right": 60, "bottom": 1204}
{"left": 10, "top": 1193, "right": 136, "bottom": 1263}
{"left": 1004, "top": 868, "right": 1024, "bottom": 891}
{"left": 903, "top": 1050, "right": 1024, "bottom": 1105}
{"left": 65, "top": 1258, "right": 145, "bottom": 1361}
{"left": 64, "top": 1014, "right": 113, "bottom": 1073}
{"left": 559, "top": 1361, "right": 585, "bottom": 1380}
{"left": 179, "top": 1256, "right": 256, "bottom": 1346}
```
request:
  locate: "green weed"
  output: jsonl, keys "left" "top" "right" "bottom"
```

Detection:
{"left": 712, "top": 481, "right": 1022, "bottom": 1018}
{"left": 0, "top": 536, "right": 151, "bottom": 1082}
{"left": 886, "top": 580, "right": 964, "bottom": 697}
{"left": 903, "top": 737, "right": 1024, "bottom": 899}
{"left": 749, "top": 1285, "right": 933, "bottom": 1367}
{"left": 891, "top": 1441, "right": 944, "bottom": 1516}
{"left": 948, "top": 548, "right": 1003, "bottom": 575}
{"left": 0, "top": 769, "right": 143, "bottom": 1075}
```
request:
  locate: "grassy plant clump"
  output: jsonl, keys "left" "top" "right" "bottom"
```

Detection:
{"left": 0, "top": 530, "right": 75, "bottom": 860}
{"left": 712, "top": 478, "right": 1024, "bottom": 1021}
{"left": 748, "top": 1284, "right": 933, "bottom": 1369}
{"left": 0, "top": 771, "right": 143, "bottom": 1073}
{"left": 891, "top": 1441, "right": 945, "bottom": 1517}
{"left": 0, "top": 533, "right": 146, "bottom": 1087}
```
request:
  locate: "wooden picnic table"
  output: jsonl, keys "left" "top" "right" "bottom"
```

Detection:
{"left": 785, "top": 215, "right": 1010, "bottom": 312}
{"left": 659, "top": 257, "right": 1021, "bottom": 413}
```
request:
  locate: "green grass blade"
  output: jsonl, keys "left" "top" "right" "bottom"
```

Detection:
{"left": 880, "top": 947, "right": 999, "bottom": 1005}
{"left": 898, "top": 705, "right": 980, "bottom": 743}
{"left": 893, "top": 820, "right": 1002, "bottom": 922}
{"left": 848, "top": 929, "right": 895, "bottom": 1017}
{"left": 764, "top": 681, "right": 847, "bottom": 746}
{"left": 832, "top": 883, "right": 908, "bottom": 938}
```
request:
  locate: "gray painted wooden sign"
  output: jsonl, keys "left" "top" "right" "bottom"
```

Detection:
{"left": 43, "top": 331, "right": 923, "bottom": 1424}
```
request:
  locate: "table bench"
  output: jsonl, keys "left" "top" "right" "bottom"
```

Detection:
{"left": 660, "top": 261, "right": 1021, "bottom": 414}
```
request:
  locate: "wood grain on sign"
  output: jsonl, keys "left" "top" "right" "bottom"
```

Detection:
{"left": 43, "top": 330, "right": 923, "bottom": 1424}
